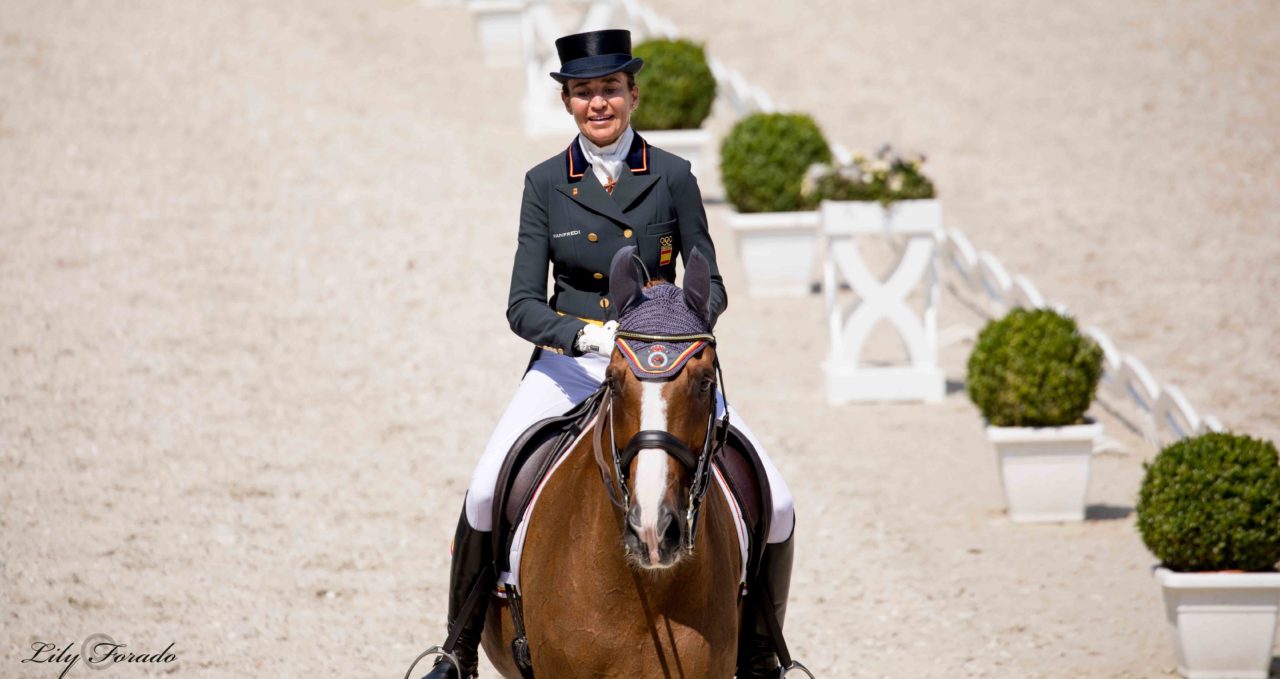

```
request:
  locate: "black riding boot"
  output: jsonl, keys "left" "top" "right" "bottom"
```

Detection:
{"left": 423, "top": 509, "right": 493, "bottom": 679}
{"left": 736, "top": 533, "right": 795, "bottom": 679}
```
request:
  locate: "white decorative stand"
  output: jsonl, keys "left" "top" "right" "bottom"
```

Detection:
{"left": 467, "top": 0, "right": 528, "bottom": 68}
{"left": 821, "top": 199, "right": 944, "bottom": 403}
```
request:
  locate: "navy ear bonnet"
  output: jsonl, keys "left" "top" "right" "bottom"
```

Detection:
{"left": 615, "top": 283, "right": 711, "bottom": 380}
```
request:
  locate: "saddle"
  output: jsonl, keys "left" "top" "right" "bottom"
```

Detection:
{"left": 490, "top": 388, "right": 775, "bottom": 584}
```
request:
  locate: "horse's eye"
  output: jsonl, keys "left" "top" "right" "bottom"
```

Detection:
{"left": 698, "top": 376, "right": 715, "bottom": 394}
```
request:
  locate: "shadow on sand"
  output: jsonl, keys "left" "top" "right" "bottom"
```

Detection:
{"left": 1085, "top": 504, "right": 1133, "bottom": 521}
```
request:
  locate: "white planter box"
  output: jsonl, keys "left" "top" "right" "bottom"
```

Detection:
{"left": 1155, "top": 567, "right": 1280, "bottom": 679}
{"left": 888, "top": 198, "right": 943, "bottom": 236}
{"left": 819, "top": 199, "right": 886, "bottom": 234}
{"left": 638, "top": 128, "right": 711, "bottom": 185}
{"left": 467, "top": 0, "right": 526, "bottom": 68}
{"left": 986, "top": 420, "right": 1102, "bottom": 522}
{"left": 725, "top": 210, "right": 820, "bottom": 297}
{"left": 818, "top": 198, "right": 942, "bottom": 236}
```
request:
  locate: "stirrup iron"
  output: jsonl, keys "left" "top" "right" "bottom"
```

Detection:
{"left": 402, "top": 645, "right": 462, "bottom": 679}
{"left": 779, "top": 660, "right": 816, "bottom": 678}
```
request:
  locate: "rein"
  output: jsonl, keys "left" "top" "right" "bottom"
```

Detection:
{"left": 590, "top": 330, "right": 730, "bottom": 553}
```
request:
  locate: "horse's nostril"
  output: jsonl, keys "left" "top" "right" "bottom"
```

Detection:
{"left": 659, "top": 508, "right": 682, "bottom": 546}
{"left": 626, "top": 505, "right": 642, "bottom": 531}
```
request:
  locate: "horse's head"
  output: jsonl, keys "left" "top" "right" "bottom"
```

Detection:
{"left": 602, "top": 246, "right": 721, "bottom": 570}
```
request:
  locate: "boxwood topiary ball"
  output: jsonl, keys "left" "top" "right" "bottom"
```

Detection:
{"left": 720, "top": 112, "right": 831, "bottom": 213}
{"left": 1137, "top": 433, "right": 1280, "bottom": 572}
{"left": 966, "top": 308, "right": 1103, "bottom": 427}
{"left": 631, "top": 39, "right": 716, "bottom": 131}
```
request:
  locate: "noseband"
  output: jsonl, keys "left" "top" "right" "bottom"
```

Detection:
{"left": 591, "top": 329, "right": 730, "bottom": 553}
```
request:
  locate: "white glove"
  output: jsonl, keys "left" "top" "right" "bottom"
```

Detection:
{"left": 575, "top": 321, "right": 618, "bottom": 355}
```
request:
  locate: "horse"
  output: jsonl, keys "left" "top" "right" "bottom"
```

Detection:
{"left": 481, "top": 246, "right": 744, "bottom": 678}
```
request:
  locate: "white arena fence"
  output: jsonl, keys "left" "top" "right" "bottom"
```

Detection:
{"left": 467, "top": 0, "right": 1227, "bottom": 449}
{"left": 940, "top": 226, "right": 1225, "bottom": 448}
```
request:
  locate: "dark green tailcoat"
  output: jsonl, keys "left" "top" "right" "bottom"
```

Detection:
{"left": 507, "top": 133, "right": 728, "bottom": 354}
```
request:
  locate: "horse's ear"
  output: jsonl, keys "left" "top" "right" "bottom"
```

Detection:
{"left": 683, "top": 247, "right": 712, "bottom": 324}
{"left": 609, "top": 246, "right": 646, "bottom": 318}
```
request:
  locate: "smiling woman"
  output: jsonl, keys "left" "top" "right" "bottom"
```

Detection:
{"left": 415, "top": 28, "right": 798, "bottom": 679}
{"left": 562, "top": 72, "right": 638, "bottom": 148}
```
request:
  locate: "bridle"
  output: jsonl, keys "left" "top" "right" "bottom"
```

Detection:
{"left": 591, "top": 329, "right": 730, "bottom": 553}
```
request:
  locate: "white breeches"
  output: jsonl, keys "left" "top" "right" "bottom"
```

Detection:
{"left": 466, "top": 351, "right": 795, "bottom": 544}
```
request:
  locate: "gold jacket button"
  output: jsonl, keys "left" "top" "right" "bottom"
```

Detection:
{"left": 593, "top": 272, "right": 604, "bottom": 280}
{"left": 587, "top": 233, "right": 599, "bottom": 242}
{"left": 623, "top": 228, "right": 633, "bottom": 238}
{"left": 599, "top": 298, "right": 610, "bottom": 308}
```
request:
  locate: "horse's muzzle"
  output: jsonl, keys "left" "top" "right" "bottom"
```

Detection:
{"left": 617, "top": 429, "right": 703, "bottom": 568}
{"left": 624, "top": 503, "right": 686, "bottom": 568}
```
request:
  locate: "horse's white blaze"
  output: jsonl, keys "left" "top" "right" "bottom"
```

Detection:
{"left": 635, "top": 381, "right": 670, "bottom": 553}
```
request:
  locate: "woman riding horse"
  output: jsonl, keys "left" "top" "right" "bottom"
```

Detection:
{"left": 421, "top": 29, "right": 796, "bottom": 679}
{"left": 481, "top": 247, "right": 756, "bottom": 677}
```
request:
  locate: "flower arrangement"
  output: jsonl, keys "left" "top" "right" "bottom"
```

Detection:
{"left": 802, "top": 144, "right": 936, "bottom": 205}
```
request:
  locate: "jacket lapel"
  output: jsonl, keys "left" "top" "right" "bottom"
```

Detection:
{"left": 556, "top": 172, "right": 628, "bottom": 225}
{"left": 555, "top": 134, "right": 661, "bottom": 225}
{"left": 610, "top": 170, "right": 659, "bottom": 213}
{"left": 613, "top": 132, "right": 660, "bottom": 212}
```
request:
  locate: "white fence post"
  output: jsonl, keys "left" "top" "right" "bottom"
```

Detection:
{"left": 1117, "top": 354, "right": 1161, "bottom": 445}
{"left": 976, "top": 251, "right": 1012, "bottom": 317}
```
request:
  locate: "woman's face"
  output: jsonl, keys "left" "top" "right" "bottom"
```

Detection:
{"left": 563, "top": 73, "right": 638, "bottom": 147}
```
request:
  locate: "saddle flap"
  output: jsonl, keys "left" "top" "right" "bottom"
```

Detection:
{"left": 714, "top": 425, "right": 773, "bottom": 582}
{"left": 491, "top": 388, "right": 606, "bottom": 574}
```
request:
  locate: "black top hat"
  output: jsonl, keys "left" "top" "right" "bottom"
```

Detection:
{"left": 549, "top": 29, "right": 645, "bottom": 84}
